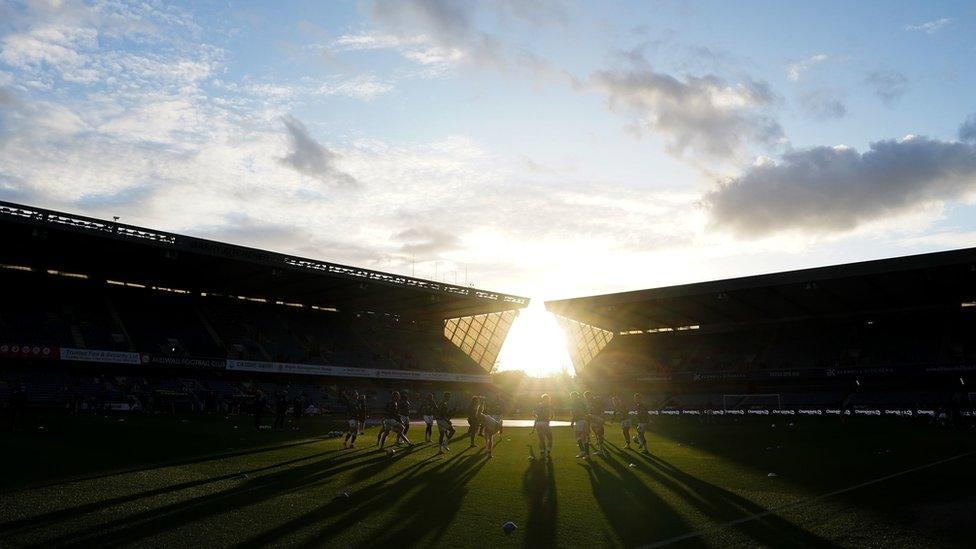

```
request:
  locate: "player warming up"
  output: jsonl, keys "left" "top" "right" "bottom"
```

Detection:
{"left": 377, "top": 391, "right": 412, "bottom": 449}
{"left": 532, "top": 393, "right": 554, "bottom": 460}
{"left": 435, "top": 392, "right": 456, "bottom": 453}
{"left": 570, "top": 391, "right": 590, "bottom": 460}
{"left": 342, "top": 389, "right": 360, "bottom": 448}
{"left": 477, "top": 396, "right": 503, "bottom": 458}
{"left": 421, "top": 393, "right": 436, "bottom": 443}
{"left": 400, "top": 393, "right": 412, "bottom": 436}
{"left": 356, "top": 393, "right": 369, "bottom": 435}
{"left": 466, "top": 395, "right": 482, "bottom": 448}
{"left": 633, "top": 393, "right": 651, "bottom": 454}
{"left": 611, "top": 395, "right": 632, "bottom": 449}
{"left": 356, "top": 393, "right": 368, "bottom": 436}
{"left": 585, "top": 391, "right": 607, "bottom": 456}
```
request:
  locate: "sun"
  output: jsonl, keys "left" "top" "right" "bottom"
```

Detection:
{"left": 494, "top": 301, "right": 574, "bottom": 377}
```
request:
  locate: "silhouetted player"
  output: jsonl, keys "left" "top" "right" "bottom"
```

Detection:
{"left": 633, "top": 393, "right": 650, "bottom": 454}
{"left": 421, "top": 393, "right": 436, "bottom": 442}
{"left": 466, "top": 395, "right": 482, "bottom": 448}
{"left": 611, "top": 395, "right": 632, "bottom": 449}
{"left": 435, "top": 391, "right": 456, "bottom": 453}
{"left": 342, "top": 389, "right": 360, "bottom": 448}
{"left": 570, "top": 391, "right": 590, "bottom": 459}
{"left": 356, "top": 393, "right": 368, "bottom": 435}
{"left": 378, "top": 391, "right": 411, "bottom": 449}
{"left": 532, "top": 393, "right": 554, "bottom": 460}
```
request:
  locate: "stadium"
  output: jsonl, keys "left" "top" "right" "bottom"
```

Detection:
{"left": 3, "top": 199, "right": 976, "bottom": 548}
{"left": 3, "top": 2, "right": 976, "bottom": 548}
{"left": 546, "top": 248, "right": 976, "bottom": 414}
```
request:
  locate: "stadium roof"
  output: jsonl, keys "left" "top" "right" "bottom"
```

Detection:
{"left": 0, "top": 201, "right": 528, "bottom": 320}
{"left": 546, "top": 247, "right": 976, "bottom": 332}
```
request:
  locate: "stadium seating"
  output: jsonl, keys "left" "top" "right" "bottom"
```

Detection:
{"left": 0, "top": 268, "right": 483, "bottom": 373}
{"left": 587, "top": 308, "right": 976, "bottom": 377}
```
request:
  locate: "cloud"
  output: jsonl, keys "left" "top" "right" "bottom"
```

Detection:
{"left": 355, "top": 0, "right": 562, "bottom": 77}
{"left": 864, "top": 69, "right": 908, "bottom": 105}
{"left": 588, "top": 67, "right": 783, "bottom": 160}
{"left": 799, "top": 88, "right": 846, "bottom": 120}
{"left": 0, "top": 86, "right": 19, "bottom": 107}
{"left": 786, "top": 53, "right": 828, "bottom": 81}
{"left": 280, "top": 115, "right": 358, "bottom": 187}
{"left": 0, "top": 25, "right": 96, "bottom": 72}
{"left": 959, "top": 113, "right": 976, "bottom": 143}
{"left": 704, "top": 135, "right": 976, "bottom": 236}
{"left": 0, "top": 0, "right": 705, "bottom": 298}
{"left": 905, "top": 18, "right": 951, "bottom": 34}
{"left": 315, "top": 74, "right": 394, "bottom": 100}
{"left": 192, "top": 212, "right": 380, "bottom": 263}
{"left": 394, "top": 226, "right": 462, "bottom": 255}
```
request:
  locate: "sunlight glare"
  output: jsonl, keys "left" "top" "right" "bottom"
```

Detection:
{"left": 494, "top": 301, "right": 574, "bottom": 377}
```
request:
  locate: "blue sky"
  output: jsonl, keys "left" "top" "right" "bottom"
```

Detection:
{"left": 1, "top": 0, "right": 975, "bottom": 301}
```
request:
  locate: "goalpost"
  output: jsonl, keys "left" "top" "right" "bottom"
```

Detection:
{"left": 723, "top": 393, "right": 782, "bottom": 410}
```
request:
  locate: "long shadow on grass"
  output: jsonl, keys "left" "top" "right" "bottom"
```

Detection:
{"left": 6, "top": 435, "right": 335, "bottom": 494}
{"left": 34, "top": 447, "right": 390, "bottom": 548}
{"left": 233, "top": 450, "right": 486, "bottom": 547}
{"left": 631, "top": 450, "right": 839, "bottom": 547}
{"left": 0, "top": 447, "right": 345, "bottom": 536}
{"left": 521, "top": 446, "right": 557, "bottom": 548}
{"left": 350, "top": 452, "right": 490, "bottom": 548}
{"left": 584, "top": 449, "right": 704, "bottom": 548}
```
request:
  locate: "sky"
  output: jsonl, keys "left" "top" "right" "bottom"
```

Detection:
{"left": 1, "top": 0, "right": 975, "bottom": 304}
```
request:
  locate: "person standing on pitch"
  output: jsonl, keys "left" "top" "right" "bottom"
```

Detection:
{"left": 570, "top": 391, "right": 590, "bottom": 460}
{"left": 435, "top": 391, "right": 456, "bottom": 453}
{"left": 466, "top": 395, "right": 482, "bottom": 448}
{"left": 378, "top": 391, "right": 411, "bottom": 449}
{"left": 585, "top": 391, "right": 607, "bottom": 456}
{"left": 633, "top": 393, "right": 650, "bottom": 454}
{"left": 421, "top": 393, "right": 436, "bottom": 442}
{"left": 532, "top": 393, "right": 554, "bottom": 460}
{"left": 342, "top": 389, "right": 360, "bottom": 448}
{"left": 478, "top": 397, "right": 502, "bottom": 458}
{"left": 611, "top": 395, "right": 632, "bottom": 449}
{"left": 356, "top": 393, "right": 368, "bottom": 435}
{"left": 490, "top": 394, "right": 504, "bottom": 434}
{"left": 399, "top": 393, "right": 412, "bottom": 436}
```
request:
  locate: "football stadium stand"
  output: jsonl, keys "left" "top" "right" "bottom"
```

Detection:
{"left": 547, "top": 248, "right": 976, "bottom": 411}
{"left": 0, "top": 201, "right": 528, "bottom": 411}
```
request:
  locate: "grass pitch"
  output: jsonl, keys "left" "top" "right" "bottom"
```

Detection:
{"left": 1, "top": 413, "right": 975, "bottom": 548}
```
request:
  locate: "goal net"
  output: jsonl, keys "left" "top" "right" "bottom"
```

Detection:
{"left": 723, "top": 393, "right": 781, "bottom": 410}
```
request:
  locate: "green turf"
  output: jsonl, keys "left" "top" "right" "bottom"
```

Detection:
{"left": 1, "top": 414, "right": 975, "bottom": 548}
